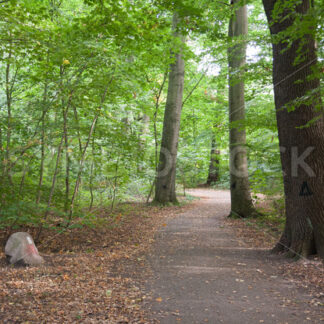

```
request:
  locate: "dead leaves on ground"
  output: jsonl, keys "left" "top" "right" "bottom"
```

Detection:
{"left": 0, "top": 202, "right": 190, "bottom": 323}
{"left": 226, "top": 210, "right": 324, "bottom": 301}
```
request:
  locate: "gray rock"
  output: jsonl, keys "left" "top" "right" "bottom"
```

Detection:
{"left": 5, "top": 232, "right": 44, "bottom": 266}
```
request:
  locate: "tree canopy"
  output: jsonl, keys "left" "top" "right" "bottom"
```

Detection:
{"left": 0, "top": 0, "right": 323, "bottom": 256}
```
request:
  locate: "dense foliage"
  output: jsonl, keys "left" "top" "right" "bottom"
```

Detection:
{"left": 0, "top": 0, "right": 322, "bottom": 230}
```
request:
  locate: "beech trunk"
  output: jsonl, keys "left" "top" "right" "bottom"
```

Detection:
{"left": 154, "top": 13, "right": 185, "bottom": 204}
{"left": 206, "top": 136, "right": 220, "bottom": 186}
{"left": 228, "top": 0, "right": 255, "bottom": 218}
{"left": 263, "top": 0, "right": 324, "bottom": 258}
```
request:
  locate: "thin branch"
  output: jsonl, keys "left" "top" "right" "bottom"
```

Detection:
{"left": 66, "top": 70, "right": 116, "bottom": 225}
{"left": 182, "top": 72, "right": 206, "bottom": 108}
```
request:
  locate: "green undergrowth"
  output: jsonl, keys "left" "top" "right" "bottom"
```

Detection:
{"left": 247, "top": 195, "right": 285, "bottom": 236}
{"left": 0, "top": 193, "right": 197, "bottom": 244}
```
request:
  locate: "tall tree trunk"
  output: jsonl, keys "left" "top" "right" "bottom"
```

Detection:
{"left": 263, "top": 0, "right": 324, "bottom": 258}
{"left": 36, "top": 81, "right": 48, "bottom": 205}
{"left": 59, "top": 65, "right": 70, "bottom": 213}
{"left": 72, "top": 104, "right": 83, "bottom": 156}
{"left": 206, "top": 136, "right": 220, "bottom": 185}
{"left": 63, "top": 102, "right": 70, "bottom": 213}
{"left": 5, "top": 39, "right": 14, "bottom": 186}
{"left": 228, "top": 0, "right": 255, "bottom": 218}
{"left": 137, "top": 113, "right": 150, "bottom": 173}
{"left": 89, "top": 136, "right": 95, "bottom": 211}
{"left": 36, "top": 47, "right": 51, "bottom": 205}
{"left": 154, "top": 13, "right": 185, "bottom": 204}
{"left": 0, "top": 126, "right": 2, "bottom": 175}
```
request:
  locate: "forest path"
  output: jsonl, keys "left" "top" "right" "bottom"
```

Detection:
{"left": 145, "top": 189, "right": 323, "bottom": 324}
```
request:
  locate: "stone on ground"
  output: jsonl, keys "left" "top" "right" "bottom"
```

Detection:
{"left": 5, "top": 232, "right": 44, "bottom": 266}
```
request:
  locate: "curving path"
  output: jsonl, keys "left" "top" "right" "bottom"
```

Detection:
{"left": 145, "top": 189, "right": 323, "bottom": 324}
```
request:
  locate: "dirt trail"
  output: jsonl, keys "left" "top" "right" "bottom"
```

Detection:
{"left": 145, "top": 189, "right": 323, "bottom": 324}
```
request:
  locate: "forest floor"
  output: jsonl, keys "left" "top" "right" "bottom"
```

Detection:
{"left": 0, "top": 189, "right": 323, "bottom": 323}
{"left": 0, "top": 202, "right": 191, "bottom": 323}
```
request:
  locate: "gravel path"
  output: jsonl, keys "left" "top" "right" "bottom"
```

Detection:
{"left": 145, "top": 189, "right": 323, "bottom": 324}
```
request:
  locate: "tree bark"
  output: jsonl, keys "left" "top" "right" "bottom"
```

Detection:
{"left": 63, "top": 101, "right": 70, "bottom": 213}
{"left": 228, "top": 0, "right": 255, "bottom": 218}
{"left": 36, "top": 48, "right": 50, "bottom": 205}
{"left": 72, "top": 103, "right": 83, "bottom": 156}
{"left": 4, "top": 38, "right": 15, "bottom": 186}
{"left": 154, "top": 13, "right": 185, "bottom": 204}
{"left": 263, "top": 0, "right": 324, "bottom": 258}
{"left": 206, "top": 136, "right": 220, "bottom": 186}
{"left": 89, "top": 136, "right": 95, "bottom": 211}
{"left": 36, "top": 84, "right": 47, "bottom": 205}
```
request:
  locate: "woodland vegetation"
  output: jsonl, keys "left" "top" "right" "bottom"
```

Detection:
{"left": 0, "top": 0, "right": 323, "bottom": 259}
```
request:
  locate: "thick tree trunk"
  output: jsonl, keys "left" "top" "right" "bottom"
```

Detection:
{"left": 263, "top": 0, "right": 324, "bottom": 258}
{"left": 228, "top": 0, "right": 255, "bottom": 218}
{"left": 206, "top": 136, "right": 220, "bottom": 185}
{"left": 154, "top": 13, "right": 185, "bottom": 204}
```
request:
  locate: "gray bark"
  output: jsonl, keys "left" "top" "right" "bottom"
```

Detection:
{"left": 263, "top": 0, "right": 324, "bottom": 258}
{"left": 154, "top": 13, "right": 185, "bottom": 204}
{"left": 228, "top": 0, "right": 255, "bottom": 217}
{"left": 36, "top": 82, "right": 48, "bottom": 205}
{"left": 207, "top": 136, "right": 220, "bottom": 185}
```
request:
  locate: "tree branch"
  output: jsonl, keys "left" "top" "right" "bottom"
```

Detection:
{"left": 182, "top": 72, "right": 206, "bottom": 108}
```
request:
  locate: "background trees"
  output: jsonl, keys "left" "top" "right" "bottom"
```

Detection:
{"left": 0, "top": 0, "right": 323, "bottom": 258}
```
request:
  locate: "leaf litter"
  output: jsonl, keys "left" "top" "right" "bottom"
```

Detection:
{"left": 0, "top": 201, "right": 192, "bottom": 323}
{"left": 226, "top": 211, "right": 324, "bottom": 309}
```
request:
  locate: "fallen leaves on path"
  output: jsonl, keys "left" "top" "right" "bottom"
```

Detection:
{"left": 226, "top": 214, "right": 324, "bottom": 301}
